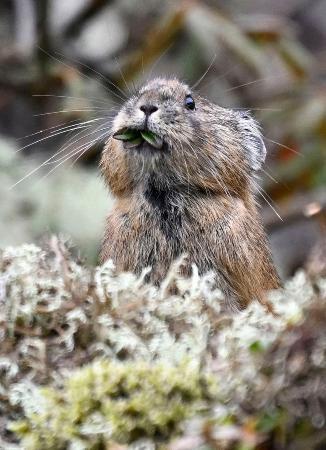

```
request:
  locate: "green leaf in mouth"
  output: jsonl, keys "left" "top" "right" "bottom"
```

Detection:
{"left": 140, "top": 130, "right": 163, "bottom": 149}
{"left": 113, "top": 129, "right": 140, "bottom": 141}
{"left": 113, "top": 128, "right": 163, "bottom": 149}
{"left": 124, "top": 136, "right": 143, "bottom": 149}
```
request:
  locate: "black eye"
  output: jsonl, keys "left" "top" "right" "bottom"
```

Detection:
{"left": 185, "top": 95, "right": 195, "bottom": 110}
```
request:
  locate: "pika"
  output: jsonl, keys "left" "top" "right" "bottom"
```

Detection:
{"left": 100, "top": 78, "right": 280, "bottom": 310}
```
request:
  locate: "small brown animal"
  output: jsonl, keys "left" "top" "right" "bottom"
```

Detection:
{"left": 100, "top": 78, "right": 280, "bottom": 310}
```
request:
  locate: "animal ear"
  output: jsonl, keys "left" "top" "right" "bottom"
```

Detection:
{"left": 238, "top": 111, "right": 266, "bottom": 171}
{"left": 244, "top": 133, "right": 266, "bottom": 171}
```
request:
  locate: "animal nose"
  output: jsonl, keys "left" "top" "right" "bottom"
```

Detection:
{"left": 139, "top": 104, "right": 158, "bottom": 116}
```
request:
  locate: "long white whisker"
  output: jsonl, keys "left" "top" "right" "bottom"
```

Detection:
{"left": 55, "top": 50, "right": 128, "bottom": 100}
{"left": 39, "top": 129, "right": 112, "bottom": 182}
{"left": 9, "top": 120, "right": 109, "bottom": 188}
{"left": 37, "top": 46, "right": 124, "bottom": 103}
{"left": 32, "top": 94, "right": 110, "bottom": 106}
{"left": 33, "top": 108, "right": 108, "bottom": 117}
{"left": 45, "top": 121, "right": 111, "bottom": 164}
{"left": 254, "top": 182, "right": 283, "bottom": 221}
{"left": 264, "top": 137, "right": 302, "bottom": 156}
{"left": 148, "top": 44, "right": 173, "bottom": 81}
{"left": 191, "top": 53, "right": 217, "bottom": 90}
{"left": 114, "top": 57, "right": 132, "bottom": 95}
{"left": 17, "top": 118, "right": 81, "bottom": 141}
{"left": 261, "top": 168, "right": 279, "bottom": 184}
{"left": 45, "top": 125, "right": 111, "bottom": 165}
{"left": 50, "top": 141, "right": 99, "bottom": 169}
{"left": 70, "top": 136, "right": 106, "bottom": 168}
{"left": 226, "top": 77, "right": 275, "bottom": 93}
{"left": 232, "top": 107, "right": 282, "bottom": 112}
{"left": 16, "top": 119, "right": 102, "bottom": 152}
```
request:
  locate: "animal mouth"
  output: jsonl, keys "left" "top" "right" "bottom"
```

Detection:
{"left": 113, "top": 128, "right": 163, "bottom": 150}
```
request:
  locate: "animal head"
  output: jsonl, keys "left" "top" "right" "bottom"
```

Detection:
{"left": 103, "top": 77, "right": 266, "bottom": 197}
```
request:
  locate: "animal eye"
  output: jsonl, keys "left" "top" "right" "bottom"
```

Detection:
{"left": 185, "top": 95, "right": 195, "bottom": 110}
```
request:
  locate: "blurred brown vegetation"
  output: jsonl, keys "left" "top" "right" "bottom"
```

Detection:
{"left": 0, "top": 0, "right": 325, "bottom": 274}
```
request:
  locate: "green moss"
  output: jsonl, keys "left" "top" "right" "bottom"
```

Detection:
{"left": 10, "top": 359, "right": 215, "bottom": 449}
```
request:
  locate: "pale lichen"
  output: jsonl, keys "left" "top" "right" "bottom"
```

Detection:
{"left": 0, "top": 237, "right": 325, "bottom": 449}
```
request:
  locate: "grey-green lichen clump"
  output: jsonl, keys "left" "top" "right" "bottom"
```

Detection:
{"left": 1, "top": 237, "right": 325, "bottom": 449}
{"left": 11, "top": 360, "right": 215, "bottom": 449}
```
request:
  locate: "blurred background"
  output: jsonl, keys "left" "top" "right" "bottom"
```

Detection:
{"left": 0, "top": 0, "right": 325, "bottom": 278}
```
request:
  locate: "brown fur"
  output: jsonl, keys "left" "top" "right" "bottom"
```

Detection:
{"left": 100, "top": 78, "right": 280, "bottom": 310}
